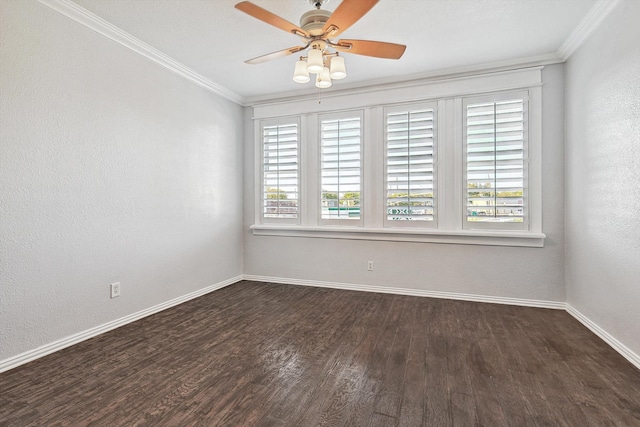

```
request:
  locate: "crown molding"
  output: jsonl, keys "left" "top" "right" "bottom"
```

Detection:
{"left": 246, "top": 0, "right": 624, "bottom": 107}
{"left": 36, "top": 0, "right": 244, "bottom": 105}
{"left": 245, "top": 53, "right": 561, "bottom": 106}
{"left": 35, "top": 0, "right": 621, "bottom": 107}
{"left": 556, "top": 0, "right": 623, "bottom": 61}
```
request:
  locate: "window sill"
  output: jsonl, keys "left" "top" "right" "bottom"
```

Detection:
{"left": 250, "top": 224, "right": 546, "bottom": 247}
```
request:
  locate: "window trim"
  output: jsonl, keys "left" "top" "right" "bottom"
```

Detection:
{"left": 318, "top": 110, "right": 365, "bottom": 227}
{"left": 257, "top": 116, "right": 301, "bottom": 225}
{"left": 249, "top": 224, "right": 545, "bottom": 247}
{"left": 383, "top": 101, "right": 439, "bottom": 229}
{"left": 252, "top": 68, "right": 545, "bottom": 247}
{"left": 462, "top": 91, "right": 530, "bottom": 231}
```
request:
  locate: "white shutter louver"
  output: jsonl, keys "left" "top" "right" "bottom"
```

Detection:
{"left": 465, "top": 97, "right": 526, "bottom": 224}
{"left": 385, "top": 107, "right": 436, "bottom": 223}
{"left": 320, "top": 115, "right": 362, "bottom": 220}
{"left": 262, "top": 122, "right": 299, "bottom": 219}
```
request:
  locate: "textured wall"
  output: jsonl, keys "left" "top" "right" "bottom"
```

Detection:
{"left": 0, "top": 1, "right": 243, "bottom": 361}
{"left": 565, "top": 0, "right": 640, "bottom": 357}
{"left": 243, "top": 65, "right": 566, "bottom": 303}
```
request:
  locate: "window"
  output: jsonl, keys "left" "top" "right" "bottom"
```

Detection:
{"left": 320, "top": 113, "right": 363, "bottom": 224}
{"left": 464, "top": 93, "right": 528, "bottom": 230}
{"left": 261, "top": 119, "right": 299, "bottom": 222}
{"left": 252, "top": 68, "right": 544, "bottom": 247}
{"left": 385, "top": 104, "right": 437, "bottom": 227}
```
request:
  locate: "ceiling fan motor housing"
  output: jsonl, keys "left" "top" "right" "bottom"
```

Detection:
{"left": 300, "top": 9, "right": 331, "bottom": 36}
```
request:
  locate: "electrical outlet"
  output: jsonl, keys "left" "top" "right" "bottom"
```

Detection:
{"left": 368, "top": 261, "right": 374, "bottom": 271}
{"left": 110, "top": 282, "right": 121, "bottom": 298}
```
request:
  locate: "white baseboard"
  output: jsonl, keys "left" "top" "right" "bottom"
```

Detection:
{"left": 4, "top": 275, "right": 638, "bottom": 374}
{"left": 565, "top": 304, "right": 640, "bottom": 370}
{"left": 0, "top": 275, "right": 243, "bottom": 374}
{"left": 245, "top": 275, "right": 640, "bottom": 371}
{"left": 242, "top": 274, "right": 566, "bottom": 310}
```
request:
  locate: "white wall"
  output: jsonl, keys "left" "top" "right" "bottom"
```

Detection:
{"left": 0, "top": 1, "right": 243, "bottom": 362}
{"left": 243, "top": 65, "right": 565, "bottom": 303}
{"left": 2, "top": 0, "right": 635, "bottom": 373}
{"left": 565, "top": 0, "right": 640, "bottom": 357}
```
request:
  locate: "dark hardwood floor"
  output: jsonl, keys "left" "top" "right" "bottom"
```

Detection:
{"left": 1, "top": 281, "right": 639, "bottom": 426}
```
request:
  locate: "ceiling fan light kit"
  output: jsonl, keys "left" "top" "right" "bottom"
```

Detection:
{"left": 329, "top": 55, "right": 346, "bottom": 79}
{"left": 293, "top": 60, "right": 311, "bottom": 83}
{"left": 234, "top": 0, "right": 406, "bottom": 89}
{"left": 316, "top": 67, "right": 333, "bottom": 88}
{"left": 306, "top": 48, "right": 325, "bottom": 74}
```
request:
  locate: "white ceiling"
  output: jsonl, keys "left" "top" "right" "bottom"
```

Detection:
{"left": 71, "top": 0, "right": 598, "bottom": 101}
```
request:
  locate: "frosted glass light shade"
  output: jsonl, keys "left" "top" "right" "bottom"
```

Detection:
{"left": 315, "top": 67, "right": 332, "bottom": 88}
{"left": 330, "top": 56, "right": 346, "bottom": 80}
{"left": 307, "top": 49, "right": 324, "bottom": 74}
{"left": 293, "top": 60, "right": 310, "bottom": 83}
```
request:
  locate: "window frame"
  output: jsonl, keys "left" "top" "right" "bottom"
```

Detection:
{"left": 318, "top": 110, "right": 365, "bottom": 227}
{"left": 462, "top": 91, "right": 530, "bottom": 231}
{"left": 257, "top": 116, "right": 301, "bottom": 225}
{"left": 383, "top": 101, "right": 439, "bottom": 229}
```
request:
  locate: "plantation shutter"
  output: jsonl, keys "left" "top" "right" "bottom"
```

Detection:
{"left": 385, "top": 107, "right": 436, "bottom": 223}
{"left": 465, "top": 96, "right": 526, "bottom": 224}
{"left": 262, "top": 121, "right": 299, "bottom": 220}
{"left": 320, "top": 115, "right": 362, "bottom": 221}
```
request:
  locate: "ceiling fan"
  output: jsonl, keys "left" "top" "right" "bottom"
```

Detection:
{"left": 234, "top": 0, "right": 406, "bottom": 88}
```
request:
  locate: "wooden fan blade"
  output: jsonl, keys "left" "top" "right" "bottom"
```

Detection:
{"left": 335, "top": 39, "right": 406, "bottom": 59}
{"left": 322, "top": 0, "right": 379, "bottom": 38}
{"left": 235, "top": 2, "right": 309, "bottom": 37}
{"left": 245, "top": 46, "right": 306, "bottom": 64}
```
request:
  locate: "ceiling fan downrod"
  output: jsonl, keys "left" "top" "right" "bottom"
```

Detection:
{"left": 308, "top": 0, "right": 329, "bottom": 9}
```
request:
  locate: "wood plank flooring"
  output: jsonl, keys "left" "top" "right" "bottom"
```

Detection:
{"left": 1, "top": 281, "right": 639, "bottom": 426}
